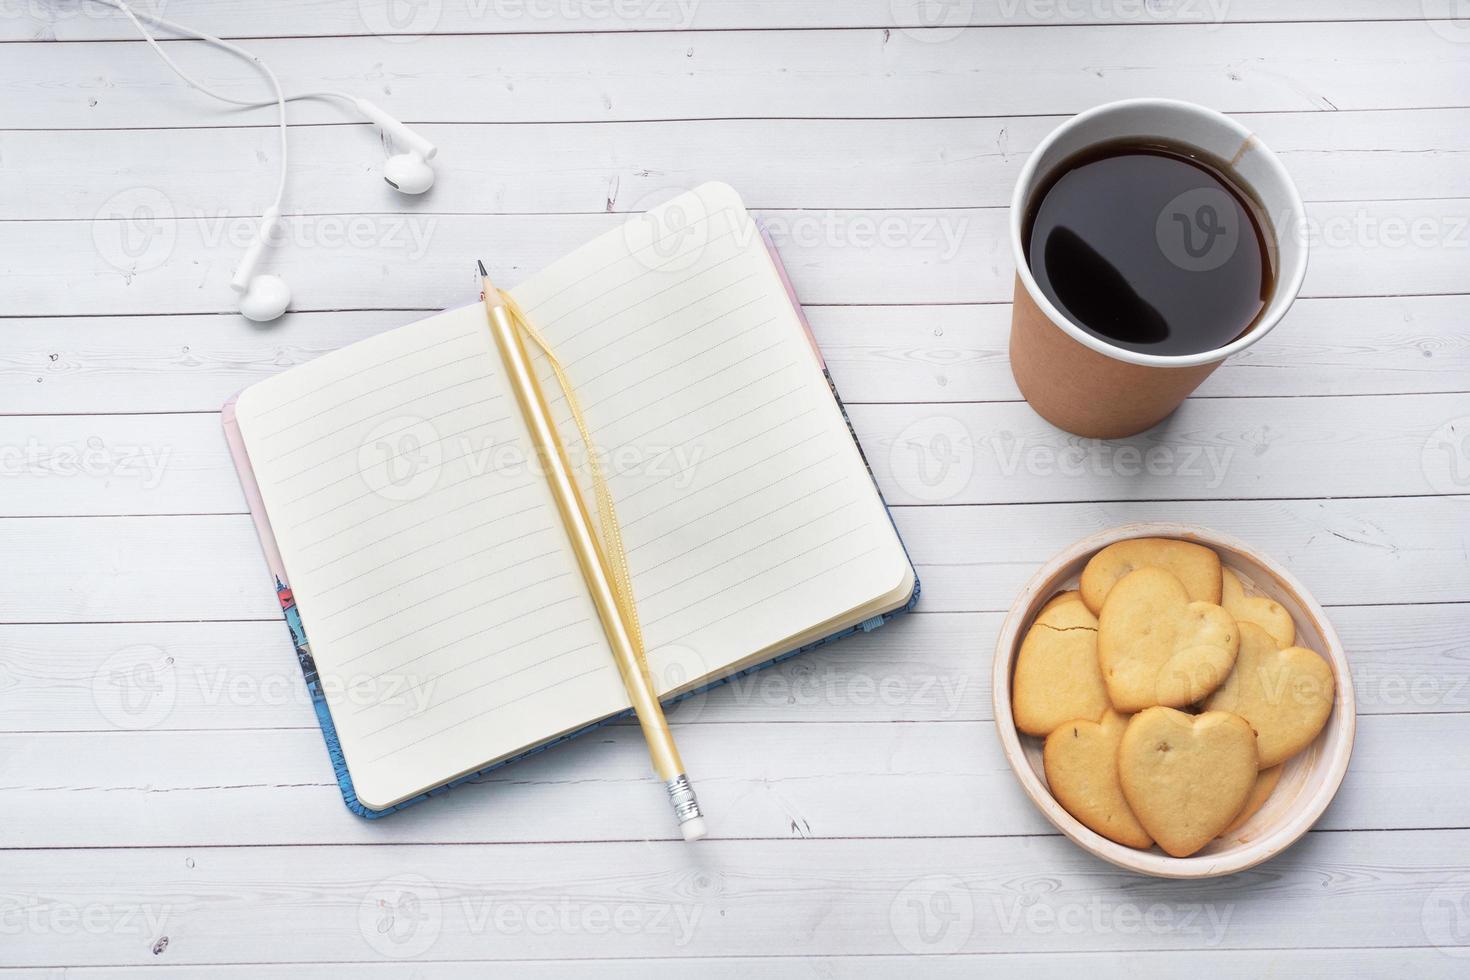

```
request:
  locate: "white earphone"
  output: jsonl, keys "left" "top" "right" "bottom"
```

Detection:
{"left": 98, "top": 0, "right": 441, "bottom": 321}
{"left": 232, "top": 207, "right": 292, "bottom": 322}
{"left": 354, "top": 98, "right": 439, "bottom": 195}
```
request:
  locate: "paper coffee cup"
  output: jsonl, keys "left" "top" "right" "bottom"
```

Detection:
{"left": 1008, "top": 99, "right": 1309, "bottom": 439}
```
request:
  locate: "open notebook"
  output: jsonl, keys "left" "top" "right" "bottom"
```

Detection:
{"left": 224, "top": 183, "right": 917, "bottom": 814}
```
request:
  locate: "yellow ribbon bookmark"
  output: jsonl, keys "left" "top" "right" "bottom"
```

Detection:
{"left": 497, "top": 290, "right": 649, "bottom": 670}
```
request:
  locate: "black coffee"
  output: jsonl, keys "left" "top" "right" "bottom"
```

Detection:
{"left": 1023, "top": 139, "right": 1275, "bottom": 356}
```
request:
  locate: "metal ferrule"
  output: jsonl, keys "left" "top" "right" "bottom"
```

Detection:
{"left": 666, "top": 773, "right": 702, "bottom": 824}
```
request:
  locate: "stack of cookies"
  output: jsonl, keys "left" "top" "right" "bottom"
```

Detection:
{"left": 1011, "top": 538, "right": 1336, "bottom": 857}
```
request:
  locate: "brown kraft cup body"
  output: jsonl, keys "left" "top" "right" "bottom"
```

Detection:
{"left": 1007, "top": 99, "right": 1308, "bottom": 440}
{"left": 1009, "top": 276, "right": 1220, "bottom": 439}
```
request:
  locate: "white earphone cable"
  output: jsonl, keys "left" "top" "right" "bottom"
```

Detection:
{"left": 90, "top": 1, "right": 360, "bottom": 109}
{"left": 88, "top": 1, "right": 439, "bottom": 318}
{"left": 92, "top": 0, "right": 303, "bottom": 210}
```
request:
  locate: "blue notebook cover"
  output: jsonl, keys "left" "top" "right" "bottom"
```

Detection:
{"left": 223, "top": 227, "right": 919, "bottom": 819}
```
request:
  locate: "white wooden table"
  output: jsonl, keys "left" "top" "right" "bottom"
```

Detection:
{"left": 3, "top": 2, "right": 1469, "bottom": 974}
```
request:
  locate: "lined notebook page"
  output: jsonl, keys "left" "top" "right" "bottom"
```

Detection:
{"left": 232, "top": 182, "right": 911, "bottom": 809}
{"left": 511, "top": 181, "right": 911, "bottom": 692}
{"left": 232, "top": 310, "right": 628, "bottom": 810}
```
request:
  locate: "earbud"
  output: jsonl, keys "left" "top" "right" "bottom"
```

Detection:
{"left": 97, "top": 2, "right": 442, "bottom": 321}
{"left": 239, "top": 274, "right": 291, "bottom": 322}
{"left": 232, "top": 206, "right": 291, "bottom": 321}
{"left": 382, "top": 151, "right": 435, "bottom": 195}
{"left": 354, "top": 98, "right": 438, "bottom": 194}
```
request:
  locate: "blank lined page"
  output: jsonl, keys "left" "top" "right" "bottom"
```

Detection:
{"left": 510, "top": 182, "right": 912, "bottom": 692}
{"left": 232, "top": 308, "right": 627, "bottom": 810}
{"left": 230, "top": 183, "right": 911, "bottom": 809}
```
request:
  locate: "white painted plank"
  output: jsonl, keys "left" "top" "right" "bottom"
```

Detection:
{"left": 0, "top": 413, "right": 239, "bottom": 517}
{"left": 0, "top": 515, "right": 277, "bottom": 623}
{"left": 4, "top": 722, "right": 1052, "bottom": 847}
{"left": 0, "top": 620, "right": 320, "bottom": 733}
{"left": 5, "top": 296, "right": 1468, "bottom": 414}
{"left": 0, "top": 310, "right": 413, "bottom": 414}
{"left": 1337, "top": 604, "right": 1470, "bottom": 715}
{"left": 5, "top": 24, "right": 1469, "bottom": 130}
{"left": 855, "top": 392, "right": 1468, "bottom": 506}
{"left": 9, "top": 109, "right": 1470, "bottom": 222}
{"left": 2, "top": 496, "right": 1464, "bottom": 623}
{"left": 0, "top": 831, "right": 1466, "bottom": 965}
{"left": 7, "top": 199, "right": 1468, "bottom": 316}
{"left": 0, "top": 0, "right": 1430, "bottom": 43}
{"left": 0, "top": 603, "right": 1463, "bottom": 734}
{"left": 813, "top": 296, "right": 1470, "bottom": 403}
{"left": 0, "top": 712, "right": 1461, "bottom": 848}
{"left": 894, "top": 496, "right": 1470, "bottom": 612}
{"left": 16, "top": 950, "right": 1470, "bottom": 980}
{"left": 0, "top": 393, "right": 1460, "bottom": 516}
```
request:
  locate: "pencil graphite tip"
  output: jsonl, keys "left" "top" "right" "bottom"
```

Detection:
{"left": 477, "top": 260, "right": 504, "bottom": 306}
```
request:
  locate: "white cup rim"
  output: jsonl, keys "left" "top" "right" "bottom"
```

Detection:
{"left": 1009, "top": 98, "right": 1309, "bottom": 369}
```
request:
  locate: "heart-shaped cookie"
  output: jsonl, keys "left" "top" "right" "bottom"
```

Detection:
{"left": 1118, "top": 707, "right": 1258, "bottom": 857}
{"left": 1221, "top": 568, "right": 1295, "bottom": 649}
{"left": 1220, "top": 764, "right": 1283, "bottom": 838}
{"left": 1203, "top": 622, "right": 1335, "bottom": 768}
{"left": 1097, "top": 566, "right": 1240, "bottom": 712}
{"left": 1079, "top": 537, "right": 1222, "bottom": 614}
{"left": 1044, "top": 709, "right": 1153, "bottom": 848}
{"left": 1012, "top": 591, "right": 1108, "bottom": 736}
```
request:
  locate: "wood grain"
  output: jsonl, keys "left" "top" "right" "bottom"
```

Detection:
{"left": 8, "top": 198, "right": 1470, "bottom": 316}
{"left": 9, "top": 109, "right": 1470, "bottom": 222}
{"left": 8, "top": 950, "right": 1468, "bottom": 978}
{"left": 1, "top": 0, "right": 1432, "bottom": 42}
{"left": 894, "top": 497, "right": 1470, "bottom": 611}
{"left": 5, "top": 295, "right": 1468, "bottom": 414}
{"left": 0, "top": 392, "right": 1462, "bottom": 515}
{"left": 1, "top": 496, "right": 1465, "bottom": 623}
{"left": 0, "top": 602, "right": 1463, "bottom": 733}
{"left": 5, "top": 23, "right": 1468, "bottom": 130}
{"left": 0, "top": 712, "right": 1458, "bottom": 848}
{"left": 0, "top": 830, "right": 1466, "bottom": 965}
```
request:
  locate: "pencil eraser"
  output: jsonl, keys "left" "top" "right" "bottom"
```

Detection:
{"left": 680, "top": 816, "right": 708, "bottom": 842}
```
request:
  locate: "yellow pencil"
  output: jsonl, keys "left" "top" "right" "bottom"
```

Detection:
{"left": 477, "top": 261, "right": 706, "bottom": 842}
